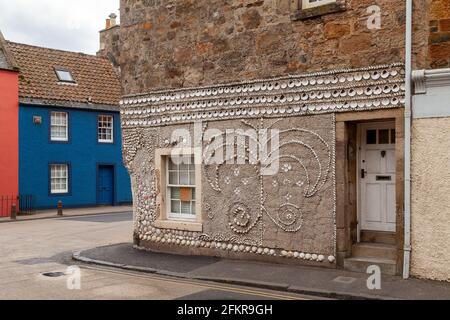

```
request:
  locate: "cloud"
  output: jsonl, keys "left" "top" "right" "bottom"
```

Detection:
{"left": 0, "top": 0, "right": 119, "bottom": 54}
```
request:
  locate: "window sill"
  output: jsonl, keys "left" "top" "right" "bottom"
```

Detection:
{"left": 291, "top": 3, "right": 346, "bottom": 21}
{"left": 154, "top": 219, "right": 203, "bottom": 232}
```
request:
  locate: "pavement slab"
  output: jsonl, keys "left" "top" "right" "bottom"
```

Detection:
{"left": 75, "top": 243, "right": 450, "bottom": 300}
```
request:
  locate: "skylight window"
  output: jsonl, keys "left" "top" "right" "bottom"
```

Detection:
{"left": 55, "top": 68, "right": 75, "bottom": 83}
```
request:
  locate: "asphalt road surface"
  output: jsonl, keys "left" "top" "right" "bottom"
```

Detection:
{"left": 0, "top": 212, "right": 318, "bottom": 300}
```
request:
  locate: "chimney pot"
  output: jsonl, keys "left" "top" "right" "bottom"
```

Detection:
{"left": 109, "top": 13, "right": 117, "bottom": 27}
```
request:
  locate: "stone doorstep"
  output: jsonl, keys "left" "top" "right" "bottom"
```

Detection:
{"left": 71, "top": 250, "right": 387, "bottom": 300}
{"left": 352, "top": 243, "right": 397, "bottom": 261}
{"left": 344, "top": 257, "right": 397, "bottom": 276}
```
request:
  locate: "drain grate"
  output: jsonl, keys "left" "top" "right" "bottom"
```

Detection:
{"left": 42, "top": 272, "right": 66, "bottom": 278}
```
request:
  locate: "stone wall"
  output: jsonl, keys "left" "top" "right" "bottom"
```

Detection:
{"left": 411, "top": 117, "right": 450, "bottom": 282}
{"left": 119, "top": 0, "right": 408, "bottom": 95}
{"left": 98, "top": 25, "right": 121, "bottom": 70}
{"left": 428, "top": 0, "right": 450, "bottom": 68}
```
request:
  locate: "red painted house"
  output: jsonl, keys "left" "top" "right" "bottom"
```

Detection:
{"left": 0, "top": 31, "right": 19, "bottom": 217}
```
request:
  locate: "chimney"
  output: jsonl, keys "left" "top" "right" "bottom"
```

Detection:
{"left": 109, "top": 13, "right": 117, "bottom": 28}
{"left": 105, "top": 18, "right": 111, "bottom": 29}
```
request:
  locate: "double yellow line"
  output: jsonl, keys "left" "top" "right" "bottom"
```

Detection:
{"left": 80, "top": 265, "right": 309, "bottom": 300}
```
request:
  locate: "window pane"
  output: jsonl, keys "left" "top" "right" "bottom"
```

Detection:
{"left": 171, "top": 200, "right": 181, "bottom": 214}
{"left": 366, "top": 130, "right": 377, "bottom": 145}
{"left": 56, "top": 70, "right": 75, "bottom": 82}
{"left": 50, "top": 164, "right": 68, "bottom": 193}
{"left": 189, "top": 171, "right": 196, "bottom": 186}
{"left": 98, "top": 116, "right": 113, "bottom": 142}
{"left": 391, "top": 129, "right": 396, "bottom": 144}
{"left": 181, "top": 201, "right": 192, "bottom": 214}
{"left": 167, "top": 154, "right": 197, "bottom": 220}
{"left": 379, "top": 129, "right": 390, "bottom": 144}
{"left": 50, "top": 112, "right": 68, "bottom": 141}
{"left": 169, "top": 171, "right": 178, "bottom": 185}
{"left": 180, "top": 162, "right": 189, "bottom": 171}
{"left": 169, "top": 158, "right": 178, "bottom": 170}
{"left": 171, "top": 187, "right": 180, "bottom": 200}
{"left": 180, "top": 171, "right": 189, "bottom": 185}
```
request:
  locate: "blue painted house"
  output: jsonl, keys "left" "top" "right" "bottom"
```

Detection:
{"left": 8, "top": 41, "right": 132, "bottom": 209}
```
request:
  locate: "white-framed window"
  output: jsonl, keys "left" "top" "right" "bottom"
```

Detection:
{"left": 98, "top": 115, "right": 114, "bottom": 143}
{"left": 302, "top": 0, "right": 336, "bottom": 9}
{"left": 50, "top": 164, "right": 69, "bottom": 194}
{"left": 50, "top": 111, "right": 68, "bottom": 142}
{"left": 167, "top": 155, "right": 197, "bottom": 221}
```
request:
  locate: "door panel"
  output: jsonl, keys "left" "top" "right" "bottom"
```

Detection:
{"left": 98, "top": 166, "right": 114, "bottom": 206}
{"left": 360, "top": 123, "right": 396, "bottom": 232}
{"left": 366, "top": 150, "right": 381, "bottom": 173}
{"left": 386, "top": 184, "right": 396, "bottom": 224}
{"left": 366, "top": 183, "right": 382, "bottom": 223}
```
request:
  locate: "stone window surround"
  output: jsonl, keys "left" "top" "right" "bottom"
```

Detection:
{"left": 291, "top": 0, "right": 346, "bottom": 21}
{"left": 154, "top": 147, "right": 203, "bottom": 232}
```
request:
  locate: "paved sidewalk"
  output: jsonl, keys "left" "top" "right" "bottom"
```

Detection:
{"left": 73, "top": 243, "right": 450, "bottom": 300}
{"left": 0, "top": 205, "right": 133, "bottom": 223}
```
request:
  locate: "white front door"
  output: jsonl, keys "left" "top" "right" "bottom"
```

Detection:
{"left": 359, "top": 122, "right": 397, "bottom": 232}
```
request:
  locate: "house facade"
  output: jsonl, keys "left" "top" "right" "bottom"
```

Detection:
{"left": 0, "top": 40, "right": 132, "bottom": 210}
{"left": 0, "top": 32, "right": 19, "bottom": 217}
{"left": 410, "top": 1, "right": 450, "bottom": 282}
{"left": 118, "top": 0, "right": 448, "bottom": 279}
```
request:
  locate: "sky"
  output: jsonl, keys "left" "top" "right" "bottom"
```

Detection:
{"left": 0, "top": 0, "right": 119, "bottom": 55}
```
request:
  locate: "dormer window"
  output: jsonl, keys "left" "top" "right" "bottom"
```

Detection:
{"left": 55, "top": 68, "right": 75, "bottom": 83}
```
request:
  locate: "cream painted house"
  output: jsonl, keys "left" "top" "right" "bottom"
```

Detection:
{"left": 411, "top": 69, "right": 450, "bottom": 282}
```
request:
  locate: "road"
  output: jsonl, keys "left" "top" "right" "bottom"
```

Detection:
{"left": 0, "top": 212, "right": 315, "bottom": 300}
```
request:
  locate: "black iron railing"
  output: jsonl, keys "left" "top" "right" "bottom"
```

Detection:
{"left": 0, "top": 195, "right": 36, "bottom": 217}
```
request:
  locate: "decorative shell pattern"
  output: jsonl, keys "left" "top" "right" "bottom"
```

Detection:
{"left": 120, "top": 63, "right": 405, "bottom": 128}
{"left": 123, "top": 63, "right": 405, "bottom": 265}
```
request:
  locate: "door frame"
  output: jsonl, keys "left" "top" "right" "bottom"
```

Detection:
{"left": 357, "top": 121, "right": 396, "bottom": 241}
{"left": 96, "top": 163, "right": 117, "bottom": 206}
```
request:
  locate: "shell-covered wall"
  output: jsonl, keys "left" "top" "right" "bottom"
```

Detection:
{"left": 121, "top": 63, "right": 405, "bottom": 265}
{"left": 126, "top": 114, "right": 337, "bottom": 263}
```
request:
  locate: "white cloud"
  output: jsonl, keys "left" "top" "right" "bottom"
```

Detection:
{"left": 0, "top": 0, "right": 119, "bottom": 54}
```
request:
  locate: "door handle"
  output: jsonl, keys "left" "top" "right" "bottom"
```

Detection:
{"left": 361, "top": 169, "right": 367, "bottom": 179}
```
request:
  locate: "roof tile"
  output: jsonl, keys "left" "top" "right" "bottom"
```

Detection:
{"left": 7, "top": 42, "right": 121, "bottom": 107}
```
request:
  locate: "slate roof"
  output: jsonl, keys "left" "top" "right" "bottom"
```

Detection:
{"left": 7, "top": 41, "right": 121, "bottom": 110}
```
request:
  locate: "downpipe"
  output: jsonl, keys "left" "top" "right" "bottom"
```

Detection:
{"left": 403, "top": 0, "right": 413, "bottom": 280}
